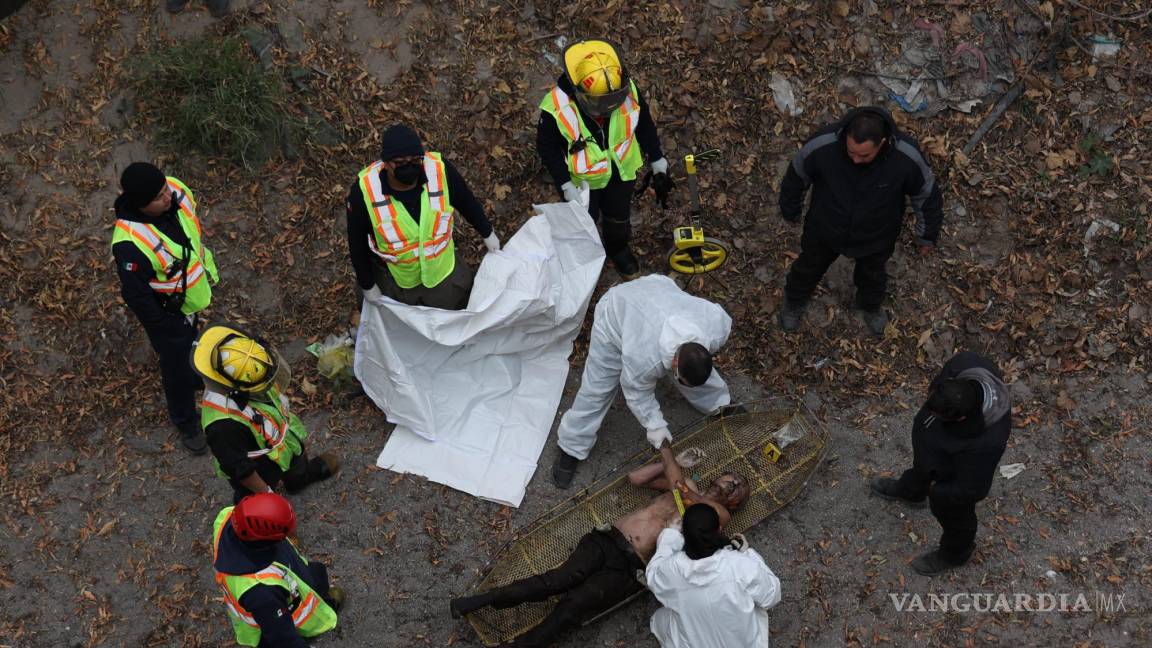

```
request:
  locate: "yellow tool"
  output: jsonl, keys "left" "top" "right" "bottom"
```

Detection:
{"left": 762, "top": 442, "right": 782, "bottom": 464}
{"left": 668, "top": 149, "right": 730, "bottom": 275}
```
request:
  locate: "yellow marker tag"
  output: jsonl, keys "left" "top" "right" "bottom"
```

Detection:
{"left": 672, "top": 488, "right": 686, "bottom": 517}
{"left": 762, "top": 442, "right": 782, "bottom": 464}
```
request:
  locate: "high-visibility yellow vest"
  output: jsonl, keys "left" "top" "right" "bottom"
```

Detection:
{"left": 201, "top": 388, "right": 307, "bottom": 475}
{"left": 211, "top": 507, "right": 337, "bottom": 646}
{"left": 539, "top": 81, "right": 644, "bottom": 190}
{"left": 109, "top": 177, "right": 218, "bottom": 314}
{"left": 357, "top": 153, "right": 456, "bottom": 289}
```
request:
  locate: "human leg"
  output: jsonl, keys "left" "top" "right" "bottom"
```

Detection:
{"left": 890, "top": 465, "right": 931, "bottom": 501}
{"left": 507, "top": 569, "right": 643, "bottom": 647}
{"left": 852, "top": 246, "right": 894, "bottom": 311}
{"left": 555, "top": 321, "right": 624, "bottom": 462}
{"left": 597, "top": 178, "right": 638, "bottom": 276}
{"left": 780, "top": 238, "right": 839, "bottom": 331}
{"left": 149, "top": 321, "right": 205, "bottom": 453}
{"left": 930, "top": 498, "right": 978, "bottom": 564}
{"left": 282, "top": 448, "right": 340, "bottom": 494}
{"left": 783, "top": 239, "right": 840, "bottom": 307}
{"left": 451, "top": 531, "right": 608, "bottom": 617}
{"left": 420, "top": 250, "right": 475, "bottom": 310}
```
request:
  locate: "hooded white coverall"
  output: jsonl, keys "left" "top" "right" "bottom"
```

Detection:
{"left": 556, "top": 274, "right": 731, "bottom": 460}
{"left": 646, "top": 528, "right": 782, "bottom": 648}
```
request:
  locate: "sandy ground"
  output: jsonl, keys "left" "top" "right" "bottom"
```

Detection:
{"left": 1, "top": 1, "right": 1150, "bottom": 647}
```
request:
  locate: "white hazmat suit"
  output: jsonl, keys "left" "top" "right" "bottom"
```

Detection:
{"left": 556, "top": 274, "right": 732, "bottom": 460}
{"left": 646, "top": 528, "right": 782, "bottom": 648}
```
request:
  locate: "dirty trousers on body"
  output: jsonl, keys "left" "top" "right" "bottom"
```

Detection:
{"left": 472, "top": 526, "right": 644, "bottom": 647}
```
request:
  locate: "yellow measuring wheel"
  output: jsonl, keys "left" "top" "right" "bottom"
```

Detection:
{"left": 668, "top": 149, "right": 730, "bottom": 275}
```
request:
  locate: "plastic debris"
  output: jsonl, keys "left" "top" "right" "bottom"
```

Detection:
{"left": 306, "top": 331, "right": 356, "bottom": 380}
{"left": 999, "top": 463, "right": 1026, "bottom": 479}
{"left": 1090, "top": 35, "right": 1122, "bottom": 62}
{"left": 773, "top": 419, "right": 805, "bottom": 449}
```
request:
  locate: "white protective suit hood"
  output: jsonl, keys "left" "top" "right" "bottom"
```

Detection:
{"left": 646, "top": 528, "right": 781, "bottom": 648}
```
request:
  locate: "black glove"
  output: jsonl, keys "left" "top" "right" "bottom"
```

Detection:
{"left": 651, "top": 172, "right": 675, "bottom": 209}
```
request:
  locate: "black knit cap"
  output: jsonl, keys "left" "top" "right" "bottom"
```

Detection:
{"left": 379, "top": 125, "right": 424, "bottom": 161}
{"left": 119, "top": 162, "right": 167, "bottom": 209}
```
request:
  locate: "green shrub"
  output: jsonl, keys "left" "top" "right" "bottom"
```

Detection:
{"left": 131, "top": 34, "right": 302, "bottom": 168}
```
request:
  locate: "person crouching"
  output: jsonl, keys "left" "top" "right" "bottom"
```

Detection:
{"left": 646, "top": 504, "right": 782, "bottom": 648}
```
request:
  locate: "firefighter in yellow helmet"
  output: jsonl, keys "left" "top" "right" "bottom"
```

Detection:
{"left": 192, "top": 325, "right": 339, "bottom": 503}
{"left": 538, "top": 39, "right": 673, "bottom": 279}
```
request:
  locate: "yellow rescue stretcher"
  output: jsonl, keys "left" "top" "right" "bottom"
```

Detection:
{"left": 463, "top": 400, "right": 829, "bottom": 646}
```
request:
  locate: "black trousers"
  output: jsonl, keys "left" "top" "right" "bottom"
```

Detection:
{"left": 144, "top": 317, "right": 202, "bottom": 429}
{"left": 587, "top": 177, "right": 636, "bottom": 265}
{"left": 784, "top": 238, "right": 894, "bottom": 310}
{"left": 894, "top": 467, "right": 978, "bottom": 564}
{"left": 483, "top": 528, "right": 644, "bottom": 648}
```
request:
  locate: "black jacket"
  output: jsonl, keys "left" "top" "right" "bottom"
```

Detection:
{"left": 205, "top": 391, "right": 291, "bottom": 485}
{"left": 111, "top": 194, "right": 196, "bottom": 338}
{"left": 778, "top": 106, "right": 944, "bottom": 257}
{"left": 215, "top": 520, "right": 327, "bottom": 648}
{"left": 346, "top": 157, "right": 492, "bottom": 291}
{"left": 536, "top": 74, "right": 664, "bottom": 192}
{"left": 912, "top": 351, "right": 1012, "bottom": 506}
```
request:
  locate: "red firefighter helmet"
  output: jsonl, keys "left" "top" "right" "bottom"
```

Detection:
{"left": 231, "top": 493, "right": 297, "bottom": 542}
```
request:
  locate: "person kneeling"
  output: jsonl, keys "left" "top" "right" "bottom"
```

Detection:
{"left": 646, "top": 504, "right": 781, "bottom": 648}
{"left": 450, "top": 443, "right": 749, "bottom": 647}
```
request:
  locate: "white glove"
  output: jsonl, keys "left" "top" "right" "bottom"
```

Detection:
{"left": 650, "top": 157, "right": 669, "bottom": 175}
{"left": 646, "top": 426, "right": 673, "bottom": 450}
{"left": 483, "top": 232, "right": 501, "bottom": 252}
{"left": 561, "top": 180, "right": 590, "bottom": 208}
{"left": 362, "top": 285, "right": 383, "bottom": 303}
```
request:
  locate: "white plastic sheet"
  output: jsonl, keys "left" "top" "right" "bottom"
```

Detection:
{"left": 355, "top": 202, "right": 604, "bottom": 507}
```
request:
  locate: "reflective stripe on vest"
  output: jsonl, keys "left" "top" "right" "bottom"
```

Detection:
{"left": 540, "top": 83, "right": 644, "bottom": 188}
{"left": 211, "top": 508, "right": 336, "bottom": 643}
{"left": 202, "top": 391, "right": 287, "bottom": 460}
{"left": 357, "top": 153, "right": 456, "bottom": 289}
{"left": 110, "top": 177, "right": 216, "bottom": 314}
{"left": 112, "top": 220, "right": 208, "bottom": 294}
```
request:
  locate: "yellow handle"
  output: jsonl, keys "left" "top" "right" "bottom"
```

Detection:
{"left": 684, "top": 154, "right": 696, "bottom": 175}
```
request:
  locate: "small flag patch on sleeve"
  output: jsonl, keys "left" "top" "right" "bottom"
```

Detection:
{"left": 123, "top": 262, "right": 138, "bottom": 271}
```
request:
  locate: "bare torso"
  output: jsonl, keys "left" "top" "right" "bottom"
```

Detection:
{"left": 613, "top": 479, "right": 721, "bottom": 562}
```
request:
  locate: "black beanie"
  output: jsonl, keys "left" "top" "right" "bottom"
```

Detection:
{"left": 120, "top": 162, "right": 167, "bottom": 209}
{"left": 379, "top": 125, "right": 424, "bottom": 161}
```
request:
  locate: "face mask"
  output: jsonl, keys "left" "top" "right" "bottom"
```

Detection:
{"left": 392, "top": 163, "right": 424, "bottom": 186}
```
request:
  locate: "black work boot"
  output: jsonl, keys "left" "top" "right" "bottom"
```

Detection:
{"left": 910, "top": 549, "right": 969, "bottom": 576}
{"left": 550, "top": 450, "right": 580, "bottom": 489}
{"left": 612, "top": 249, "right": 641, "bottom": 280}
{"left": 777, "top": 300, "right": 806, "bottom": 333}
{"left": 859, "top": 307, "right": 889, "bottom": 337}
{"left": 868, "top": 477, "right": 927, "bottom": 509}
{"left": 326, "top": 586, "right": 347, "bottom": 613}
{"left": 165, "top": 0, "right": 191, "bottom": 12}
{"left": 178, "top": 422, "right": 208, "bottom": 455}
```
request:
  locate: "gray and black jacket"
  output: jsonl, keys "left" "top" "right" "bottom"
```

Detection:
{"left": 778, "top": 106, "right": 943, "bottom": 257}
{"left": 912, "top": 351, "right": 1012, "bottom": 506}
